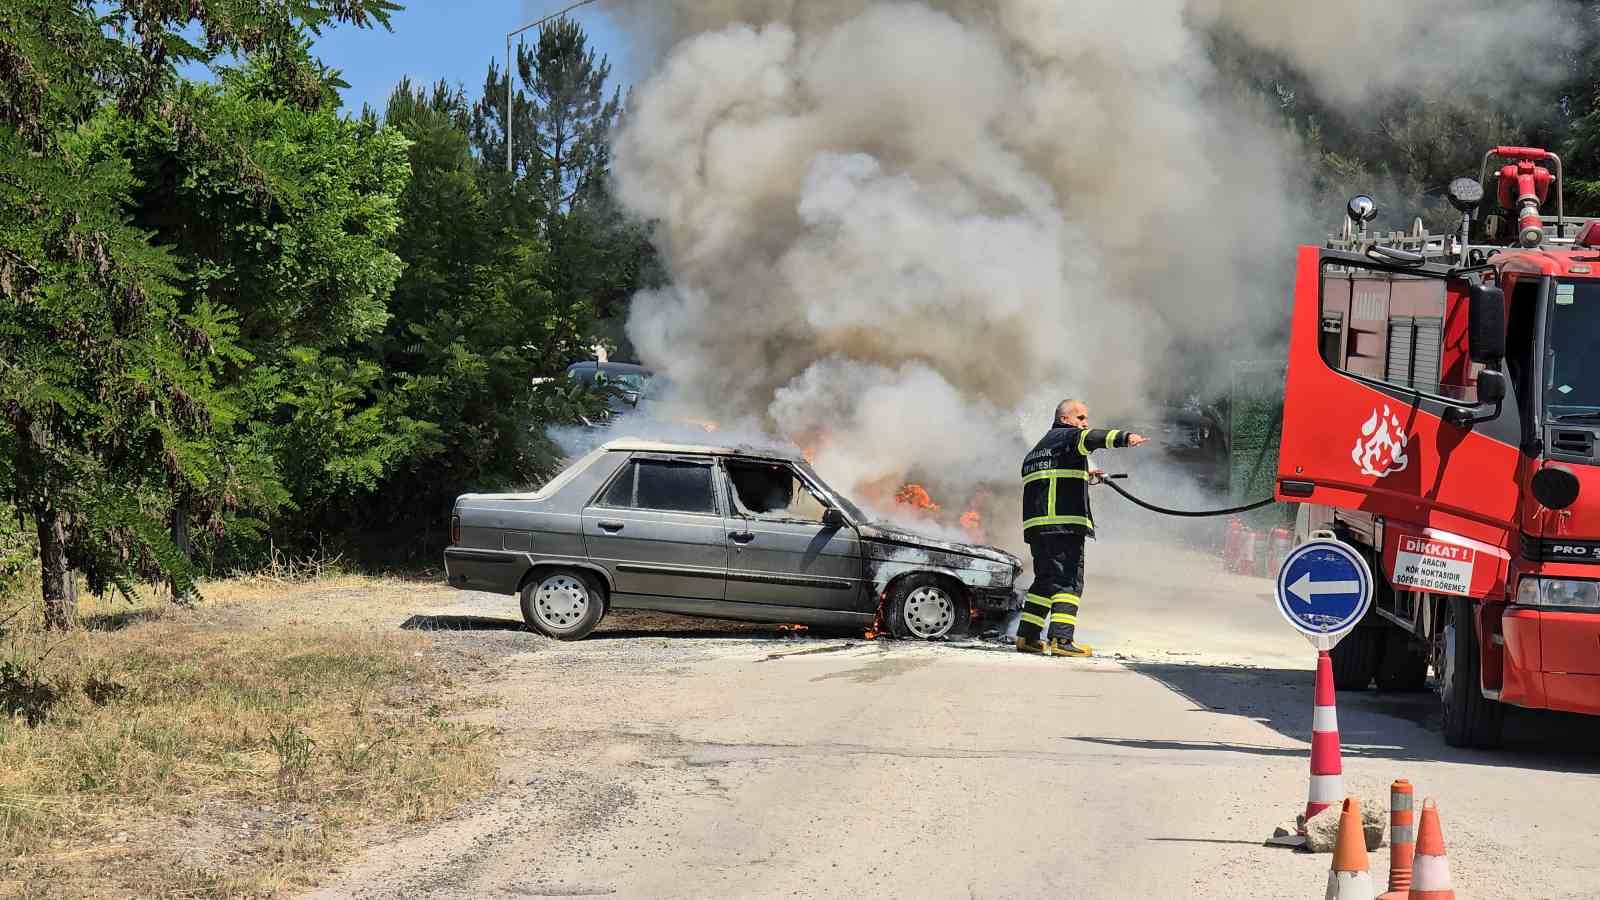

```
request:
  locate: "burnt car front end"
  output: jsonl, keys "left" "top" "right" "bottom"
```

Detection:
{"left": 856, "top": 523, "right": 1024, "bottom": 616}
{"left": 787, "top": 460, "right": 1024, "bottom": 617}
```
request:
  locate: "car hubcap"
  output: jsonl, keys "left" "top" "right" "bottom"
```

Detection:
{"left": 903, "top": 586, "right": 955, "bottom": 639}
{"left": 534, "top": 574, "right": 590, "bottom": 630}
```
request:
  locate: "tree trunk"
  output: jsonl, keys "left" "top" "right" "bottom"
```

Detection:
{"left": 170, "top": 497, "right": 194, "bottom": 604}
{"left": 36, "top": 504, "right": 75, "bottom": 630}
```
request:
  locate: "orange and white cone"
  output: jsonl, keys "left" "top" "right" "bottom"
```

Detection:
{"left": 1325, "top": 797, "right": 1376, "bottom": 900}
{"left": 1379, "top": 779, "right": 1415, "bottom": 900}
{"left": 1302, "top": 650, "right": 1345, "bottom": 830}
{"left": 1407, "top": 799, "right": 1454, "bottom": 900}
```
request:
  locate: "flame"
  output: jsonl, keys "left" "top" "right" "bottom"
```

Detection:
{"left": 893, "top": 483, "right": 990, "bottom": 543}
{"left": 960, "top": 507, "right": 983, "bottom": 532}
{"left": 895, "top": 483, "right": 940, "bottom": 511}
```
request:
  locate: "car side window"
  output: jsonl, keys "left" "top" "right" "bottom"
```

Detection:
{"left": 725, "top": 460, "right": 829, "bottom": 523}
{"left": 598, "top": 462, "right": 636, "bottom": 507}
{"left": 599, "top": 459, "right": 716, "bottom": 515}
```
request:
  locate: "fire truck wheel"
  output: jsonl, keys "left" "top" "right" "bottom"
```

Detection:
{"left": 1374, "top": 630, "right": 1430, "bottom": 692}
{"left": 885, "top": 574, "right": 968, "bottom": 641}
{"left": 1329, "top": 627, "right": 1380, "bottom": 691}
{"left": 1438, "top": 595, "right": 1504, "bottom": 748}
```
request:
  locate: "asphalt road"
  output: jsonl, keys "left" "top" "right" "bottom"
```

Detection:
{"left": 309, "top": 544, "right": 1600, "bottom": 899}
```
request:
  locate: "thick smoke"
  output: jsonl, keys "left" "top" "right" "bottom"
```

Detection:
{"left": 595, "top": 0, "right": 1570, "bottom": 543}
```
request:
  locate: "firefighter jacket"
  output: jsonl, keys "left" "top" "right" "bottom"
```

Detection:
{"left": 1021, "top": 424, "right": 1132, "bottom": 539}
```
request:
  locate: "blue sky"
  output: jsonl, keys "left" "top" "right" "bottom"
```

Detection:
{"left": 185, "top": 1, "right": 637, "bottom": 115}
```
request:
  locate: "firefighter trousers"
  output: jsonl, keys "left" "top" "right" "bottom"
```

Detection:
{"left": 1017, "top": 532, "right": 1086, "bottom": 645}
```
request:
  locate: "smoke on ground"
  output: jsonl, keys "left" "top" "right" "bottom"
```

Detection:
{"left": 582, "top": 1, "right": 1570, "bottom": 549}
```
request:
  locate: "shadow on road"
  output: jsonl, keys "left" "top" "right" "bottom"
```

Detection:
{"left": 401, "top": 614, "right": 527, "bottom": 632}
{"left": 1121, "top": 661, "right": 1600, "bottom": 774}
{"left": 401, "top": 609, "right": 861, "bottom": 643}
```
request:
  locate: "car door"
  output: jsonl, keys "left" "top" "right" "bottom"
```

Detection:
{"left": 719, "top": 458, "right": 864, "bottom": 610}
{"left": 582, "top": 454, "right": 730, "bottom": 602}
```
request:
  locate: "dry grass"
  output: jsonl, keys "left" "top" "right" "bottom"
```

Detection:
{"left": 0, "top": 571, "right": 496, "bottom": 898}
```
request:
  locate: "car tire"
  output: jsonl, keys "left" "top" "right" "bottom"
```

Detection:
{"left": 1439, "top": 595, "right": 1504, "bottom": 748}
{"left": 521, "top": 569, "right": 606, "bottom": 641}
{"left": 1375, "top": 629, "right": 1430, "bottom": 692}
{"left": 1330, "top": 626, "right": 1380, "bottom": 691}
{"left": 885, "top": 574, "right": 967, "bottom": 641}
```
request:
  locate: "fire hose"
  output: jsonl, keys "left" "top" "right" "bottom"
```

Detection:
{"left": 1095, "top": 473, "right": 1277, "bottom": 518}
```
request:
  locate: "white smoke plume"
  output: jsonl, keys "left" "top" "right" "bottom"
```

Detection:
{"left": 592, "top": 0, "right": 1571, "bottom": 547}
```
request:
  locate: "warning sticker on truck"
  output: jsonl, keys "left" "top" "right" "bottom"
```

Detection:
{"left": 1391, "top": 535, "right": 1475, "bottom": 596}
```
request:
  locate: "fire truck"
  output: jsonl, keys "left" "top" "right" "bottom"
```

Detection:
{"left": 1279, "top": 146, "right": 1600, "bottom": 747}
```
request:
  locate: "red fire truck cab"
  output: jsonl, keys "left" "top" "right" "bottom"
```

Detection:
{"left": 1279, "top": 147, "right": 1600, "bottom": 747}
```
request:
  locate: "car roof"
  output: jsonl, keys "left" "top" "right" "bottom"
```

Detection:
{"left": 599, "top": 438, "right": 801, "bottom": 461}
{"left": 566, "top": 360, "right": 653, "bottom": 376}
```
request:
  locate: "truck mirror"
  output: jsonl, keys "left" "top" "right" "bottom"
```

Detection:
{"left": 1476, "top": 368, "right": 1506, "bottom": 404}
{"left": 1468, "top": 283, "right": 1506, "bottom": 363}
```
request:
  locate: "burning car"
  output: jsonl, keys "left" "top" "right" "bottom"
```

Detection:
{"left": 444, "top": 440, "right": 1023, "bottom": 640}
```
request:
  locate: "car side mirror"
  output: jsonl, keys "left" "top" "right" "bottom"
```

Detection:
{"left": 822, "top": 508, "right": 846, "bottom": 528}
{"left": 1468, "top": 283, "right": 1506, "bottom": 363}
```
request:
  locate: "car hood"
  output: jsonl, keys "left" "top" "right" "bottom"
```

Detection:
{"left": 856, "top": 523, "right": 1021, "bottom": 569}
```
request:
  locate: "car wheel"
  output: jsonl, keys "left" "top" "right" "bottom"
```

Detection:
{"left": 1375, "top": 628, "right": 1430, "bottom": 692}
{"left": 1330, "top": 625, "right": 1381, "bottom": 690}
{"left": 521, "top": 569, "right": 606, "bottom": 640}
{"left": 1437, "top": 595, "right": 1504, "bottom": 748}
{"left": 886, "top": 575, "right": 966, "bottom": 641}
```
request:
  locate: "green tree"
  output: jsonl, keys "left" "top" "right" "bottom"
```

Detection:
{"left": 360, "top": 78, "right": 607, "bottom": 560}
{"left": 0, "top": 0, "right": 397, "bottom": 627}
{"left": 100, "top": 49, "right": 414, "bottom": 564}
{"left": 472, "top": 18, "right": 654, "bottom": 358}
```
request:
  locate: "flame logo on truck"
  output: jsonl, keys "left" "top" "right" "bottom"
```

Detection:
{"left": 1352, "top": 406, "right": 1410, "bottom": 478}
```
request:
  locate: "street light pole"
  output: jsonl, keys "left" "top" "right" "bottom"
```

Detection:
{"left": 504, "top": 0, "right": 603, "bottom": 175}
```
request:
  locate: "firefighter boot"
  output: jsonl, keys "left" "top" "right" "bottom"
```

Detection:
{"left": 1015, "top": 637, "right": 1049, "bottom": 655}
{"left": 1049, "top": 638, "right": 1093, "bottom": 658}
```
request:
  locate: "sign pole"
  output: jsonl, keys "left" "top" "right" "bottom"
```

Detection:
{"left": 1269, "top": 538, "right": 1375, "bottom": 848}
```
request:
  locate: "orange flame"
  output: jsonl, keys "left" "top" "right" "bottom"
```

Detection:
{"left": 896, "top": 483, "right": 940, "bottom": 511}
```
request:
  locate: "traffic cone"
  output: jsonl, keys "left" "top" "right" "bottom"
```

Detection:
{"left": 1406, "top": 799, "right": 1454, "bottom": 900}
{"left": 1379, "top": 779, "right": 1415, "bottom": 900}
{"left": 1325, "top": 797, "right": 1376, "bottom": 900}
{"left": 1223, "top": 519, "right": 1243, "bottom": 570}
{"left": 1301, "top": 650, "right": 1345, "bottom": 831}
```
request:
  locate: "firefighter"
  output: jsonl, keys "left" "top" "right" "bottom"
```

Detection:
{"left": 1016, "top": 399, "right": 1146, "bottom": 658}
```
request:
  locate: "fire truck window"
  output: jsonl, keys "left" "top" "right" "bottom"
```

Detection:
{"left": 1505, "top": 280, "right": 1539, "bottom": 415}
{"left": 1545, "top": 280, "right": 1600, "bottom": 418}
{"left": 1320, "top": 264, "right": 1459, "bottom": 400}
{"left": 726, "top": 461, "right": 828, "bottom": 523}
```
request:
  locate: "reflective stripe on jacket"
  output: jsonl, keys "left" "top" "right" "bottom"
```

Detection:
{"left": 1021, "top": 425, "right": 1131, "bottom": 538}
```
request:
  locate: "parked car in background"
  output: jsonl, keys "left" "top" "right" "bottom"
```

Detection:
{"left": 563, "top": 360, "right": 657, "bottom": 427}
{"left": 445, "top": 440, "right": 1023, "bottom": 641}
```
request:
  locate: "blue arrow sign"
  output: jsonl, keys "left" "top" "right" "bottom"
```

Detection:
{"left": 1275, "top": 539, "right": 1373, "bottom": 643}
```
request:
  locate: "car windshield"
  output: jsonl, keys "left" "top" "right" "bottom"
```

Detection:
{"left": 793, "top": 460, "right": 869, "bottom": 523}
{"left": 609, "top": 373, "right": 648, "bottom": 393}
{"left": 1546, "top": 280, "right": 1600, "bottom": 420}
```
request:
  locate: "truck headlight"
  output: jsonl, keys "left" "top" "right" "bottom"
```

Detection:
{"left": 1517, "top": 577, "right": 1600, "bottom": 609}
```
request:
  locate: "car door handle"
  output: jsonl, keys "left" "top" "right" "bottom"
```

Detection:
{"left": 598, "top": 521, "right": 625, "bottom": 533}
{"left": 729, "top": 531, "right": 755, "bottom": 544}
